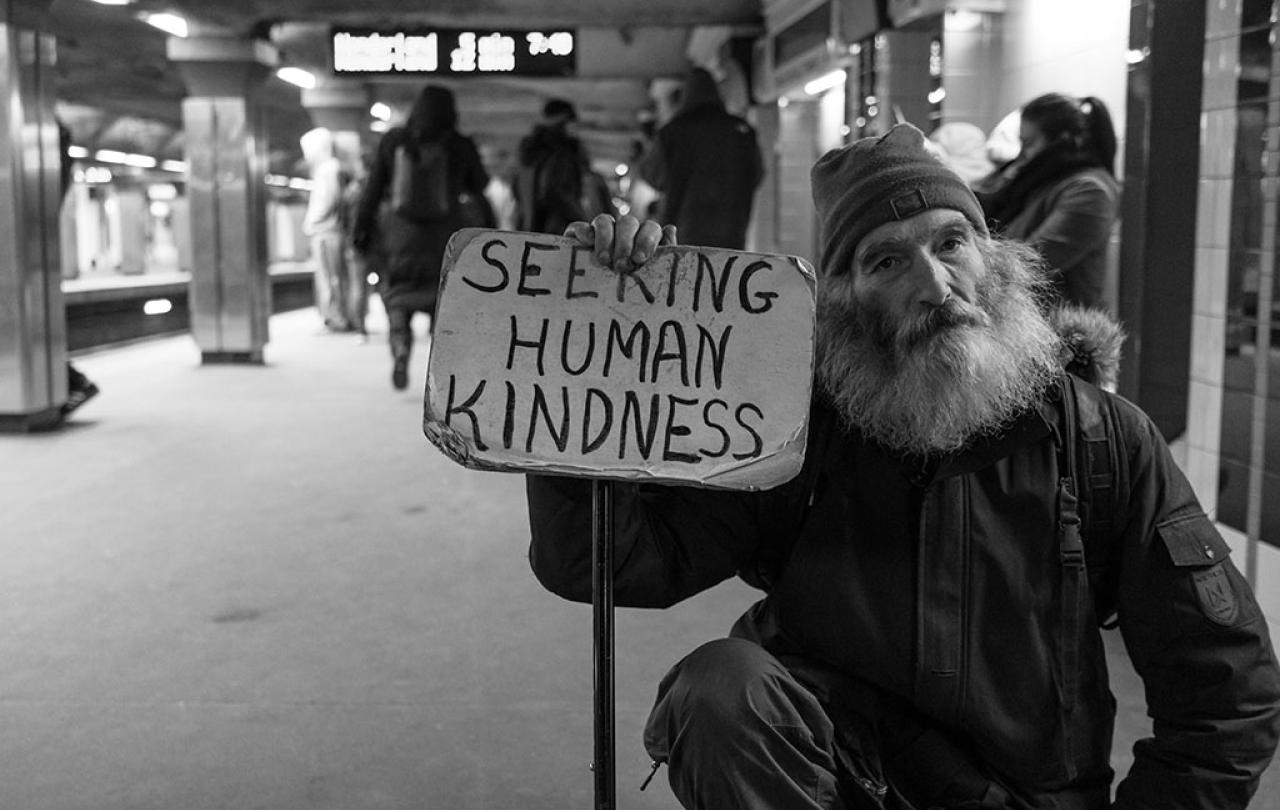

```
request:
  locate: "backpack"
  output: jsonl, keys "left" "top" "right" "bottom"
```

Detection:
{"left": 519, "top": 140, "right": 585, "bottom": 232}
{"left": 390, "top": 140, "right": 452, "bottom": 223}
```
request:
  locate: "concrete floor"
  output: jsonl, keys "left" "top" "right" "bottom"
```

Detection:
{"left": 1, "top": 303, "right": 1276, "bottom": 809}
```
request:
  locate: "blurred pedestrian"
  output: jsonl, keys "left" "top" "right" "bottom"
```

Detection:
{"left": 516, "top": 98, "right": 590, "bottom": 235}
{"left": 57, "top": 119, "right": 98, "bottom": 420}
{"left": 301, "top": 127, "right": 353, "bottom": 333}
{"left": 351, "top": 85, "right": 490, "bottom": 391}
{"left": 337, "top": 146, "right": 373, "bottom": 339}
{"left": 638, "top": 67, "right": 763, "bottom": 250}
{"left": 977, "top": 93, "right": 1120, "bottom": 309}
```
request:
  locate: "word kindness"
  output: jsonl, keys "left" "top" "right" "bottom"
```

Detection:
{"left": 424, "top": 230, "right": 815, "bottom": 490}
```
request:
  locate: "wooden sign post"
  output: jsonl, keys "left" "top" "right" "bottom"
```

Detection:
{"left": 423, "top": 228, "right": 816, "bottom": 807}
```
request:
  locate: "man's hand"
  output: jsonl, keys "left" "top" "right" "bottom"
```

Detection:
{"left": 564, "top": 214, "right": 677, "bottom": 273}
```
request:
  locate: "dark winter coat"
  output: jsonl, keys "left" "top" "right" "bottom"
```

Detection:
{"left": 525, "top": 314, "right": 1280, "bottom": 808}
{"left": 353, "top": 127, "right": 489, "bottom": 313}
{"left": 979, "top": 147, "right": 1120, "bottom": 310}
{"left": 639, "top": 74, "right": 764, "bottom": 250}
{"left": 516, "top": 124, "right": 589, "bottom": 235}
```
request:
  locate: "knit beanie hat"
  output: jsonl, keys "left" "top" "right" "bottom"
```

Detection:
{"left": 811, "top": 123, "right": 988, "bottom": 276}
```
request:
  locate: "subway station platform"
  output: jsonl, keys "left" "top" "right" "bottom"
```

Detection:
{"left": 1, "top": 302, "right": 1277, "bottom": 809}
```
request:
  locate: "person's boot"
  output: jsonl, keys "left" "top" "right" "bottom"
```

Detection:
{"left": 392, "top": 355, "right": 409, "bottom": 390}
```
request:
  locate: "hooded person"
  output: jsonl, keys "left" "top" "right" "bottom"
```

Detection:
{"left": 638, "top": 66, "right": 764, "bottom": 249}
{"left": 352, "top": 84, "right": 490, "bottom": 390}
{"left": 301, "top": 127, "right": 352, "bottom": 333}
{"left": 525, "top": 123, "right": 1280, "bottom": 810}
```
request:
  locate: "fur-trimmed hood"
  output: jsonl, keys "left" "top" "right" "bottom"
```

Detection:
{"left": 1050, "top": 304, "right": 1125, "bottom": 389}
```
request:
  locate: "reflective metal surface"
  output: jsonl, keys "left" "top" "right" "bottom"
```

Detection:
{"left": 183, "top": 94, "right": 270, "bottom": 362}
{"left": 0, "top": 22, "right": 66, "bottom": 425}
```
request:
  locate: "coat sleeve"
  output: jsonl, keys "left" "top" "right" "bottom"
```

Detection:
{"left": 1110, "top": 401, "right": 1280, "bottom": 808}
{"left": 1022, "top": 173, "right": 1117, "bottom": 278}
{"left": 458, "top": 135, "right": 490, "bottom": 195}
{"left": 352, "top": 130, "right": 397, "bottom": 247}
{"left": 525, "top": 474, "right": 768, "bottom": 609}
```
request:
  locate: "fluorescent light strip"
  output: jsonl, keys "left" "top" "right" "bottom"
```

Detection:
{"left": 141, "top": 12, "right": 188, "bottom": 38}
{"left": 277, "top": 67, "right": 316, "bottom": 89}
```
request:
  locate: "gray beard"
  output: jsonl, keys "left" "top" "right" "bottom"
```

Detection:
{"left": 815, "top": 240, "right": 1062, "bottom": 456}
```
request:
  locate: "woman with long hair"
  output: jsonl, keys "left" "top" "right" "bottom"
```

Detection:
{"left": 978, "top": 93, "right": 1120, "bottom": 310}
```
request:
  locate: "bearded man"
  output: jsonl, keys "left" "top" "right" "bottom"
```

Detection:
{"left": 524, "top": 124, "right": 1280, "bottom": 809}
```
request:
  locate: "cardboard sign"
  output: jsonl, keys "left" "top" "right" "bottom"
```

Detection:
{"left": 423, "top": 229, "right": 816, "bottom": 491}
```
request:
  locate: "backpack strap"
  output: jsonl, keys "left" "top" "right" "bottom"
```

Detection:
{"left": 1055, "top": 373, "right": 1125, "bottom": 723}
{"left": 1055, "top": 375, "right": 1087, "bottom": 718}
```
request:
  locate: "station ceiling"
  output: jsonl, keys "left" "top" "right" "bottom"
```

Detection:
{"left": 46, "top": 0, "right": 764, "bottom": 176}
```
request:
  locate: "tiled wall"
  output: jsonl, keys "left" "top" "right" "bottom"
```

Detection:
{"left": 1192, "top": 0, "right": 1280, "bottom": 614}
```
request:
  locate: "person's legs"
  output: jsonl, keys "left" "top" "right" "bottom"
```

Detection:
{"left": 386, "top": 306, "right": 413, "bottom": 390}
{"left": 644, "top": 638, "right": 877, "bottom": 810}
{"left": 314, "top": 231, "right": 349, "bottom": 331}
{"left": 343, "top": 244, "right": 368, "bottom": 336}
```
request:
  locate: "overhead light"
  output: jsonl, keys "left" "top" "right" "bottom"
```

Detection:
{"left": 94, "top": 149, "right": 128, "bottom": 164}
{"left": 277, "top": 67, "right": 316, "bottom": 89}
{"left": 67, "top": 145, "right": 89, "bottom": 159}
{"left": 370, "top": 102, "right": 392, "bottom": 121}
{"left": 141, "top": 12, "right": 188, "bottom": 38}
{"left": 804, "top": 70, "right": 846, "bottom": 97}
{"left": 90, "top": 0, "right": 134, "bottom": 5}
{"left": 161, "top": 160, "right": 187, "bottom": 173}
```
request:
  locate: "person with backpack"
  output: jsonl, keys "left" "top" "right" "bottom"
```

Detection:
{"left": 525, "top": 125, "right": 1280, "bottom": 808}
{"left": 638, "top": 67, "right": 763, "bottom": 250}
{"left": 352, "top": 84, "right": 490, "bottom": 390}
{"left": 516, "top": 98, "right": 590, "bottom": 235}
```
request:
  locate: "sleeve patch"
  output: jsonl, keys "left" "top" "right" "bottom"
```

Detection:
{"left": 1191, "top": 566, "right": 1240, "bottom": 626}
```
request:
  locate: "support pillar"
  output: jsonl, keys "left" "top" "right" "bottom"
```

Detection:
{"left": 0, "top": 0, "right": 65, "bottom": 431}
{"left": 168, "top": 35, "right": 276, "bottom": 364}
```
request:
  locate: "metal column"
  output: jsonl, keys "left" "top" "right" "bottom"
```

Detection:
{"left": 0, "top": 1, "right": 65, "bottom": 432}
{"left": 169, "top": 36, "right": 275, "bottom": 365}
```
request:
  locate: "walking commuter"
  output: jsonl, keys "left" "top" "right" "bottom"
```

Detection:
{"left": 57, "top": 119, "right": 98, "bottom": 420}
{"left": 527, "top": 124, "right": 1280, "bottom": 808}
{"left": 337, "top": 149, "right": 372, "bottom": 339}
{"left": 515, "top": 98, "right": 590, "bottom": 236}
{"left": 977, "top": 93, "right": 1120, "bottom": 310}
{"left": 351, "top": 85, "right": 491, "bottom": 391}
{"left": 301, "top": 127, "right": 354, "bottom": 333}
{"left": 638, "top": 67, "right": 763, "bottom": 249}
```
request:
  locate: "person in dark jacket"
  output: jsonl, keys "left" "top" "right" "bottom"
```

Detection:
{"left": 638, "top": 67, "right": 764, "bottom": 250}
{"left": 352, "top": 84, "right": 489, "bottom": 390}
{"left": 516, "top": 98, "right": 590, "bottom": 235}
{"left": 527, "top": 124, "right": 1280, "bottom": 809}
{"left": 977, "top": 93, "right": 1121, "bottom": 310}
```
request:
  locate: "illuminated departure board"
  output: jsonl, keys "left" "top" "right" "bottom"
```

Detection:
{"left": 331, "top": 28, "right": 576, "bottom": 76}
